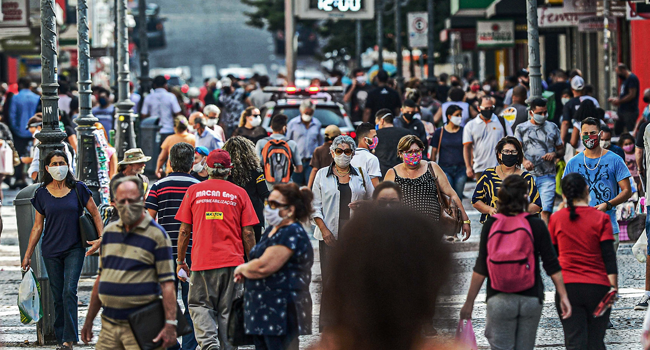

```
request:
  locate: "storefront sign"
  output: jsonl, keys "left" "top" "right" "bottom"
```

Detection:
{"left": 578, "top": 16, "right": 618, "bottom": 32}
{"left": 564, "top": 0, "right": 597, "bottom": 13}
{"left": 538, "top": 7, "right": 584, "bottom": 27}
{"left": 0, "top": 0, "right": 29, "bottom": 28}
{"left": 0, "top": 35, "right": 39, "bottom": 53}
{"left": 407, "top": 12, "right": 428, "bottom": 48}
{"left": 477, "top": 20, "right": 514, "bottom": 48}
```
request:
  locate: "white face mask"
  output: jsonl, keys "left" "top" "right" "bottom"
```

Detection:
{"left": 450, "top": 116, "right": 462, "bottom": 126}
{"left": 356, "top": 75, "right": 367, "bottom": 84}
{"left": 561, "top": 97, "right": 570, "bottom": 105}
{"left": 47, "top": 165, "right": 68, "bottom": 181}
{"left": 250, "top": 116, "right": 262, "bottom": 127}
{"left": 192, "top": 159, "right": 205, "bottom": 173}
{"left": 600, "top": 140, "right": 611, "bottom": 149}
{"left": 333, "top": 153, "right": 352, "bottom": 168}
{"left": 301, "top": 114, "right": 313, "bottom": 123}
{"left": 264, "top": 205, "right": 286, "bottom": 227}
{"left": 206, "top": 118, "right": 218, "bottom": 127}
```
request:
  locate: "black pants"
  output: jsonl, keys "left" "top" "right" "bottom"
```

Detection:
{"left": 319, "top": 241, "right": 334, "bottom": 331}
{"left": 13, "top": 136, "right": 31, "bottom": 183}
{"left": 253, "top": 300, "right": 299, "bottom": 350}
{"left": 555, "top": 283, "right": 611, "bottom": 350}
{"left": 615, "top": 111, "right": 638, "bottom": 136}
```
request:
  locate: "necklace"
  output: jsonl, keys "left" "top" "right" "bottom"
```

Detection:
{"left": 499, "top": 165, "right": 516, "bottom": 178}
{"left": 335, "top": 166, "right": 350, "bottom": 176}
{"left": 583, "top": 148, "right": 604, "bottom": 171}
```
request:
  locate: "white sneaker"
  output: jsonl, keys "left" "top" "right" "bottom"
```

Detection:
{"left": 635, "top": 294, "right": 650, "bottom": 311}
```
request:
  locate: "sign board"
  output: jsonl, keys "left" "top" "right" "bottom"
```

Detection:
{"left": 0, "top": 35, "right": 39, "bottom": 53}
{"left": 91, "top": 0, "right": 113, "bottom": 48}
{"left": 0, "top": 0, "right": 29, "bottom": 28}
{"left": 407, "top": 12, "right": 428, "bottom": 48}
{"left": 538, "top": 7, "right": 583, "bottom": 27}
{"left": 596, "top": 0, "right": 626, "bottom": 17}
{"left": 626, "top": 1, "right": 650, "bottom": 20}
{"left": 563, "top": 0, "right": 597, "bottom": 13}
{"left": 476, "top": 20, "right": 514, "bottom": 48}
{"left": 296, "top": 0, "right": 375, "bottom": 19}
{"left": 578, "top": 15, "right": 617, "bottom": 32}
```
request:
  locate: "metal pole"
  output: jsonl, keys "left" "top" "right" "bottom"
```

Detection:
{"left": 395, "top": 0, "right": 404, "bottom": 90}
{"left": 138, "top": 0, "right": 150, "bottom": 111}
{"left": 526, "top": 0, "right": 542, "bottom": 101}
{"left": 114, "top": 0, "right": 137, "bottom": 159}
{"left": 113, "top": 0, "right": 118, "bottom": 88}
{"left": 285, "top": 0, "right": 295, "bottom": 85}
{"left": 36, "top": 0, "right": 67, "bottom": 343}
{"left": 356, "top": 19, "right": 362, "bottom": 68}
{"left": 426, "top": 0, "right": 435, "bottom": 88}
{"left": 76, "top": 0, "right": 101, "bottom": 203}
{"left": 603, "top": 0, "right": 610, "bottom": 109}
{"left": 377, "top": 0, "right": 383, "bottom": 70}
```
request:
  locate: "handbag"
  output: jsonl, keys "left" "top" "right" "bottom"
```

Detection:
{"left": 227, "top": 296, "right": 255, "bottom": 346}
{"left": 74, "top": 184, "right": 99, "bottom": 248}
{"left": 128, "top": 300, "right": 192, "bottom": 350}
{"left": 0, "top": 141, "right": 14, "bottom": 176}
{"left": 428, "top": 162, "right": 463, "bottom": 235}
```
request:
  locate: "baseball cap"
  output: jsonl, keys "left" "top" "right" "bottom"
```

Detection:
{"left": 571, "top": 76, "right": 585, "bottom": 91}
{"left": 324, "top": 125, "right": 341, "bottom": 138}
{"left": 195, "top": 146, "right": 210, "bottom": 157}
{"left": 517, "top": 69, "right": 529, "bottom": 77}
{"left": 206, "top": 149, "right": 232, "bottom": 169}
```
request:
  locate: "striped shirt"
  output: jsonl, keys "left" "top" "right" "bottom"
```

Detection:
{"left": 98, "top": 214, "right": 175, "bottom": 322}
{"left": 145, "top": 172, "right": 200, "bottom": 256}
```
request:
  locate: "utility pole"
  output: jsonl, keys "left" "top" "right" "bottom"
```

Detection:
{"left": 603, "top": 0, "right": 611, "bottom": 108}
{"left": 138, "top": 0, "right": 150, "bottom": 112}
{"left": 285, "top": 0, "right": 296, "bottom": 85}
{"left": 356, "top": 19, "right": 362, "bottom": 68}
{"left": 395, "top": 0, "right": 404, "bottom": 90}
{"left": 426, "top": 0, "right": 435, "bottom": 89}
{"left": 525, "top": 0, "right": 542, "bottom": 101}
{"left": 377, "top": 0, "right": 384, "bottom": 70}
{"left": 75, "top": 0, "right": 101, "bottom": 202}
{"left": 35, "top": 0, "right": 67, "bottom": 343}
{"left": 114, "top": 0, "right": 137, "bottom": 159}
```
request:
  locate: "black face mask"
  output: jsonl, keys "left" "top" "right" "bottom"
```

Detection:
{"left": 501, "top": 154, "right": 519, "bottom": 167}
{"left": 222, "top": 86, "right": 232, "bottom": 95}
{"left": 521, "top": 80, "right": 530, "bottom": 87}
{"left": 618, "top": 74, "right": 627, "bottom": 80}
{"left": 644, "top": 96, "right": 650, "bottom": 104}
{"left": 480, "top": 108, "right": 493, "bottom": 119}
{"left": 403, "top": 112, "right": 415, "bottom": 121}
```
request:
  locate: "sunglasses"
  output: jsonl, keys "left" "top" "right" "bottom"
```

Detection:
{"left": 265, "top": 200, "right": 289, "bottom": 210}
{"left": 334, "top": 148, "right": 353, "bottom": 156}
{"left": 251, "top": 114, "right": 261, "bottom": 117}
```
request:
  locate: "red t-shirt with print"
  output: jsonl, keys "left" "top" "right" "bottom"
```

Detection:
{"left": 175, "top": 179, "right": 259, "bottom": 271}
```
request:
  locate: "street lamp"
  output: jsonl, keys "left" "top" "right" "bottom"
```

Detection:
{"left": 526, "top": 0, "right": 542, "bottom": 101}
{"left": 138, "top": 0, "right": 151, "bottom": 111}
{"left": 114, "top": 0, "right": 137, "bottom": 159}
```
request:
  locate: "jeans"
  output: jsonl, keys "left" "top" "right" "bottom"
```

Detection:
{"left": 440, "top": 165, "right": 468, "bottom": 199}
{"left": 534, "top": 174, "right": 556, "bottom": 213}
{"left": 170, "top": 255, "right": 197, "bottom": 350}
{"left": 555, "top": 283, "right": 611, "bottom": 350}
{"left": 291, "top": 160, "right": 312, "bottom": 186}
{"left": 42, "top": 247, "right": 86, "bottom": 344}
{"left": 484, "top": 293, "right": 543, "bottom": 350}
{"left": 615, "top": 110, "right": 638, "bottom": 136}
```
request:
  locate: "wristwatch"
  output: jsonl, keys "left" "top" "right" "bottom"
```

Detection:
{"left": 463, "top": 219, "right": 471, "bottom": 224}
{"left": 176, "top": 259, "right": 186, "bottom": 265}
{"left": 165, "top": 319, "right": 178, "bottom": 326}
{"left": 605, "top": 201, "right": 613, "bottom": 211}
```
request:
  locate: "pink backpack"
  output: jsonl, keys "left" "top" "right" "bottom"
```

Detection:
{"left": 487, "top": 213, "right": 536, "bottom": 293}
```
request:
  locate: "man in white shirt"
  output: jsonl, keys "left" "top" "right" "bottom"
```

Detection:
{"left": 140, "top": 76, "right": 183, "bottom": 141}
{"left": 463, "top": 96, "right": 513, "bottom": 180}
{"left": 203, "top": 104, "right": 227, "bottom": 142}
{"left": 351, "top": 122, "right": 381, "bottom": 187}
{"left": 192, "top": 115, "right": 224, "bottom": 151}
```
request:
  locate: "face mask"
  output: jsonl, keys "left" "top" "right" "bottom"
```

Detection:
{"left": 482, "top": 84, "right": 491, "bottom": 92}
{"left": 356, "top": 75, "right": 367, "bottom": 84}
{"left": 115, "top": 202, "right": 145, "bottom": 226}
{"left": 206, "top": 118, "right": 217, "bottom": 127}
{"left": 623, "top": 144, "right": 635, "bottom": 153}
{"left": 532, "top": 113, "right": 547, "bottom": 124}
{"left": 365, "top": 136, "right": 379, "bottom": 150}
{"left": 618, "top": 74, "right": 626, "bottom": 80}
{"left": 501, "top": 154, "right": 518, "bottom": 167}
{"left": 582, "top": 133, "right": 600, "bottom": 150}
{"left": 250, "top": 116, "right": 261, "bottom": 127}
{"left": 302, "top": 114, "right": 313, "bottom": 123}
{"left": 521, "top": 80, "right": 530, "bottom": 87}
{"left": 600, "top": 140, "right": 611, "bottom": 149}
{"left": 333, "top": 154, "right": 352, "bottom": 168}
{"left": 403, "top": 112, "right": 415, "bottom": 122}
{"left": 561, "top": 97, "right": 570, "bottom": 105}
{"left": 470, "top": 85, "right": 480, "bottom": 92}
{"left": 264, "top": 205, "right": 287, "bottom": 227}
{"left": 450, "top": 116, "right": 462, "bottom": 126}
{"left": 187, "top": 125, "right": 195, "bottom": 133}
{"left": 98, "top": 97, "right": 108, "bottom": 106}
{"left": 193, "top": 159, "right": 205, "bottom": 173}
{"left": 480, "top": 108, "right": 493, "bottom": 120}
{"left": 47, "top": 165, "right": 68, "bottom": 181}
{"left": 402, "top": 152, "right": 422, "bottom": 166}
{"left": 328, "top": 77, "right": 339, "bottom": 85}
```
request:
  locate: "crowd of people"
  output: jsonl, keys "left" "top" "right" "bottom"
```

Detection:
{"left": 3, "top": 61, "right": 650, "bottom": 350}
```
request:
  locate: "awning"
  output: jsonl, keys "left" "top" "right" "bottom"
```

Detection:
{"left": 486, "top": 0, "right": 527, "bottom": 18}
{"left": 451, "top": 0, "right": 494, "bottom": 17}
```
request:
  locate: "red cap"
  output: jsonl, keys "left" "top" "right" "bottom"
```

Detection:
{"left": 206, "top": 149, "right": 232, "bottom": 169}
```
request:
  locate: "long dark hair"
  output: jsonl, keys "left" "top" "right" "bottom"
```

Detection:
{"left": 41, "top": 150, "right": 77, "bottom": 189}
{"left": 222, "top": 136, "right": 262, "bottom": 187}
{"left": 561, "top": 173, "right": 588, "bottom": 221}
{"left": 496, "top": 175, "right": 529, "bottom": 215}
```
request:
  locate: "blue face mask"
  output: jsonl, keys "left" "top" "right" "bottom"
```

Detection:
{"left": 375, "top": 124, "right": 379, "bottom": 130}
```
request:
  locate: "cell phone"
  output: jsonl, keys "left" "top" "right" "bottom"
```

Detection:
{"left": 593, "top": 289, "right": 618, "bottom": 318}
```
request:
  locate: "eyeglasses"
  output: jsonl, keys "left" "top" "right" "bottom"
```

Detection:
{"left": 116, "top": 197, "right": 144, "bottom": 205}
{"left": 501, "top": 150, "right": 518, "bottom": 155}
{"left": 377, "top": 199, "right": 400, "bottom": 208}
{"left": 334, "top": 148, "right": 353, "bottom": 156}
{"left": 402, "top": 149, "right": 422, "bottom": 155}
{"left": 251, "top": 114, "right": 261, "bottom": 117}
{"left": 265, "top": 200, "right": 289, "bottom": 210}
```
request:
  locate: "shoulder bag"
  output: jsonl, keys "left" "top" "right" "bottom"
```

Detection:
{"left": 428, "top": 162, "right": 463, "bottom": 235}
{"left": 435, "top": 127, "right": 444, "bottom": 163}
{"left": 128, "top": 300, "right": 192, "bottom": 350}
{"left": 227, "top": 296, "right": 255, "bottom": 346}
{"left": 75, "top": 183, "right": 99, "bottom": 248}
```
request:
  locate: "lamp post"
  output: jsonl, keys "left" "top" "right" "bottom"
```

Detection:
{"left": 75, "top": 0, "right": 101, "bottom": 203}
{"left": 526, "top": 0, "right": 542, "bottom": 101}
{"left": 356, "top": 19, "right": 362, "bottom": 68}
{"left": 377, "top": 0, "right": 384, "bottom": 70}
{"left": 426, "top": 0, "right": 435, "bottom": 89}
{"left": 114, "top": 0, "right": 137, "bottom": 159}
{"left": 395, "top": 0, "right": 404, "bottom": 91}
{"left": 138, "top": 0, "right": 150, "bottom": 111}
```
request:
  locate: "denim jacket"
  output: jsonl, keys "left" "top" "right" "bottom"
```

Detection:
{"left": 311, "top": 163, "right": 374, "bottom": 240}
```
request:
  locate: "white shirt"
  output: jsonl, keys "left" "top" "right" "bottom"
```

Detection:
{"left": 463, "top": 114, "right": 513, "bottom": 172}
{"left": 141, "top": 88, "right": 182, "bottom": 134}
{"left": 195, "top": 127, "right": 224, "bottom": 152}
{"left": 350, "top": 148, "right": 382, "bottom": 178}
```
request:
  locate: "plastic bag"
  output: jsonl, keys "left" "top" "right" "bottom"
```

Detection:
{"left": 456, "top": 319, "right": 477, "bottom": 350}
{"left": 633, "top": 230, "right": 648, "bottom": 264}
{"left": 18, "top": 268, "right": 42, "bottom": 324}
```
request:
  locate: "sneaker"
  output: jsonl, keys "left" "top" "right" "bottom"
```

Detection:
{"left": 635, "top": 295, "right": 650, "bottom": 311}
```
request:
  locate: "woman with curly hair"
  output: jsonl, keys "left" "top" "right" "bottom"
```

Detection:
{"left": 223, "top": 136, "right": 270, "bottom": 243}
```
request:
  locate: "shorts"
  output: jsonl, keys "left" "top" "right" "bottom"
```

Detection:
{"left": 535, "top": 174, "right": 556, "bottom": 213}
